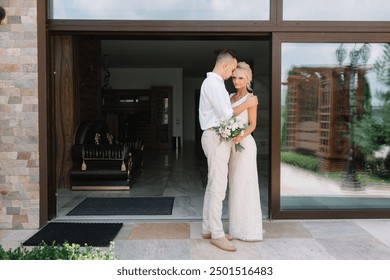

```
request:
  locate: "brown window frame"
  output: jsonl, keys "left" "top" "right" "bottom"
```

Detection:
{"left": 271, "top": 32, "right": 390, "bottom": 219}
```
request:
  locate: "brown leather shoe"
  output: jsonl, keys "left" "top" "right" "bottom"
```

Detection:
{"left": 210, "top": 236, "right": 237, "bottom": 252}
{"left": 202, "top": 233, "right": 233, "bottom": 241}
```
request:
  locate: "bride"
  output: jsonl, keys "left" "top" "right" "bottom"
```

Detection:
{"left": 228, "top": 62, "right": 263, "bottom": 241}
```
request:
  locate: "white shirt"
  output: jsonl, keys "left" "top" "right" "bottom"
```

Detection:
{"left": 199, "top": 72, "right": 234, "bottom": 130}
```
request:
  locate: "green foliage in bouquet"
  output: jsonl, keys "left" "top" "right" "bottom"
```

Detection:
{"left": 214, "top": 115, "right": 248, "bottom": 152}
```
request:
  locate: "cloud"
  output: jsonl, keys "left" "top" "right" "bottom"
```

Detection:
{"left": 51, "top": 0, "right": 269, "bottom": 20}
{"left": 284, "top": 0, "right": 390, "bottom": 21}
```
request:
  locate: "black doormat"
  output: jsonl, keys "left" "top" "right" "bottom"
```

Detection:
{"left": 66, "top": 197, "right": 175, "bottom": 216}
{"left": 23, "top": 222, "right": 123, "bottom": 247}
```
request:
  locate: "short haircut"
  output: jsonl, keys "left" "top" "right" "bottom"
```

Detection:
{"left": 216, "top": 49, "right": 237, "bottom": 63}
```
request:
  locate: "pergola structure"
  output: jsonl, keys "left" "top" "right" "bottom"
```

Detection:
{"left": 285, "top": 66, "right": 367, "bottom": 171}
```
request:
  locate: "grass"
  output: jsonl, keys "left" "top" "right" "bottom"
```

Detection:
{"left": 280, "top": 151, "right": 321, "bottom": 172}
{"left": 281, "top": 151, "right": 390, "bottom": 185}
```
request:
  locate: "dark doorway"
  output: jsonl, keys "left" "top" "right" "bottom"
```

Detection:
{"left": 49, "top": 35, "right": 271, "bottom": 220}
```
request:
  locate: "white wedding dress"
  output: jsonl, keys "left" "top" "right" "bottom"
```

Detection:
{"left": 228, "top": 93, "right": 263, "bottom": 241}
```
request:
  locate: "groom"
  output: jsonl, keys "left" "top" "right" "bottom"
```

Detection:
{"left": 198, "top": 49, "right": 258, "bottom": 252}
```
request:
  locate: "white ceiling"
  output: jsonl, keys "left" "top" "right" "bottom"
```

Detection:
{"left": 101, "top": 39, "right": 269, "bottom": 77}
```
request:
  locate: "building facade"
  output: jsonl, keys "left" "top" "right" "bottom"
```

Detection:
{"left": 1, "top": 0, "right": 390, "bottom": 229}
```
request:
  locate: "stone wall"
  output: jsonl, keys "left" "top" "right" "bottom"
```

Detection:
{"left": 0, "top": 0, "right": 39, "bottom": 229}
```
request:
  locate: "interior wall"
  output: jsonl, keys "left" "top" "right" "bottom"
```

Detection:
{"left": 183, "top": 77, "right": 203, "bottom": 142}
{"left": 102, "top": 64, "right": 270, "bottom": 148}
{"left": 76, "top": 37, "right": 101, "bottom": 123}
{"left": 104, "top": 68, "right": 183, "bottom": 140}
{"left": 181, "top": 58, "right": 271, "bottom": 153}
{"left": 253, "top": 56, "right": 270, "bottom": 155}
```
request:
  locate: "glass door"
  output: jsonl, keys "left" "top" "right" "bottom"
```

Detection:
{"left": 272, "top": 33, "right": 390, "bottom": 219}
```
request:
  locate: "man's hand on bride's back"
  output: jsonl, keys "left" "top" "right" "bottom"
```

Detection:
{"left": 246, "top": 95, "right": 258, "bottom": 107}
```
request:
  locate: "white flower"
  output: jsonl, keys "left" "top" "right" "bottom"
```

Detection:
{"left": 213, "top": 116, "right": 248, "bottom": 152}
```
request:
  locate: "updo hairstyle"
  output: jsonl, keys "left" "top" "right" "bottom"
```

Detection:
{"left": 234, "top": 62, "right": 252, "bottom": 83}
{"left": 234, "top": 61, "right": 253, "bottom": 92}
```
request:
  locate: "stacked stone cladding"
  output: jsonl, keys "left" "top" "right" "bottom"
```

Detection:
{"left": 0, "top": 0, "right": 39, "bottom": 229}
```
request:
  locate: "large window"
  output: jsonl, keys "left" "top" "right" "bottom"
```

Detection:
{"left": 49, "top": 0, "right": 270, "bottom": 20}
{"left": 281, "top": 42, "right": 390, "bottom": 211}
{"left": 283, "top": 0, "right": 390, "bottom": 21}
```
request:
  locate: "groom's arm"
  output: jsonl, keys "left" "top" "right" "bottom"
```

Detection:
{"left": 232, "top": 95, "right": 258, "bottom": 116}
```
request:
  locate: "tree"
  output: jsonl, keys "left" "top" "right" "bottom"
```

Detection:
{"left": 372, "top": 43, "right": 390, "bottom": 146}
{"left": 355, "top": 44, "right": 390, "bottom": 178}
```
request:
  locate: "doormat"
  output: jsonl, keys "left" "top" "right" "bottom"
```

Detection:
{"left": 22, "top": 222, "right": 123, "bottom": 247}
{"left": 66, "top": 197, "right": 175, "bottom": 216}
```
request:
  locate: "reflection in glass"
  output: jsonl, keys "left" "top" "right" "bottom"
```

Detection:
{"left": 281, "top": 43, "right": 390, "bottom": 210}
{"left": 283, "top": 0, "right": 390, "bottom": 21}
{"left": 49, "top": 0, "right": 270, "bottom": 20}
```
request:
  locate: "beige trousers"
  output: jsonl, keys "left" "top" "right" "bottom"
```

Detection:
{"left": 201, "top": 129, "right": 231, "bottom": 239}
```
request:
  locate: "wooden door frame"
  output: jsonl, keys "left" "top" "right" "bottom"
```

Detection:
{"left": 40, "top": 33, "right": 272, "bottom": 223}
{"left": 38, "top": 32, "right": 272, "bottom": 226}
{"left": 38, "top": 0, "right": 390, "bottom": 226}
{"left": 38, "top": 0, "right": 51, "bottom": 226}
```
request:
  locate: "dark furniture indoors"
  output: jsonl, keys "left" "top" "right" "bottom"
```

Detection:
{"left": 70, "top": 120, "right": 144, "bottom": 190}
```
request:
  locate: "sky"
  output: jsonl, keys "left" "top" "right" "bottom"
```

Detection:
{"left": 283, "top": 0, "right": 390, "bottom": 21}
{"left": 50, "top": 0, "right": 390, "bottom": 21}
{"left": 50, "top": 0, "right": 270, "bottom": 20}
{"left": 281, "top": 43, "right": 386, "bottom": 106}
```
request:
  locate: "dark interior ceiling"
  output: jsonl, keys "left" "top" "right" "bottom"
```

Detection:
{"left": 101, "top": 39, "right": 269, "bottom": 78}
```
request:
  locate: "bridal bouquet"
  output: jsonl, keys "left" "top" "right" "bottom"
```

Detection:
{"left": 214, "top": 115, "right": 248, "bottom": 152}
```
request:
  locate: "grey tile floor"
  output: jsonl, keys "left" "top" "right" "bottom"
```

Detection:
{"left": 1, "top": 142, "right": 390, "bottom": 260}
{"left": 2, "top": 219, "right": 390, "bottom": 259}
{"left": 54, "top": 142, "right": 269, "bottom": 221}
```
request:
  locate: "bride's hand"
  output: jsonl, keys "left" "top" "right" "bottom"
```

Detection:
{"left": 233, "top": 135, "right": 243, "bottom": 143}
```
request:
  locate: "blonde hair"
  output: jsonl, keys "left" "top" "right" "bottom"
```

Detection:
{"left": 234, "top": 61, "right": 252, "bottom": 83}
{"left": 234, "top": 61, "right": 253, "bottom": 92}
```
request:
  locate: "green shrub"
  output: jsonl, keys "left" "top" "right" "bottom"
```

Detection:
{"left": 0, "top": 241, "right": 116, "bottom": 260}
{"left": 364, "top": 154, "right": 390, "bottom": 179}
{"left": 281, "top": 151, "right": 321, "bottom": 172}
{"left": 280, "top": 152, "right": 390, "bottom": 184}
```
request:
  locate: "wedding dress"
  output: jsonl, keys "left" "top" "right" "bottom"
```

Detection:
{"left": 228, "top": 93, "right": 263, "bottom": 241}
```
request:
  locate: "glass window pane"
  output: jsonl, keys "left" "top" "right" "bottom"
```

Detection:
{"left": 281, "top": 43, "right": 390, "bottom": 210}
{"left": 49, "top": 0, "right": 270, "bottom": 20}
{"left": 284, "top": 0, "right": 390, "bottom": 21}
